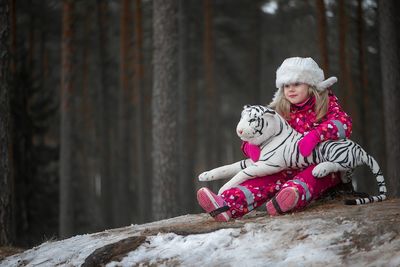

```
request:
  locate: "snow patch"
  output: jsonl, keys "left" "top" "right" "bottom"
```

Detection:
{"left": 108, "top": 219, "right": 357, "bottom": 266}
{"left": 261, "top": 1, "right": 278, "bottom": 14}
{"left": 3, "top": 212, "right": 400, "bottom": 266}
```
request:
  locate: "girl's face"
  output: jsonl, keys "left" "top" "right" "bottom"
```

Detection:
{"left": 283, "top": 82, "right": 310, "bottom": 105}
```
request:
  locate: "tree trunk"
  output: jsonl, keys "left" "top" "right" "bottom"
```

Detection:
{"left": 78, "top": 6, "right": 99, "bottom": 233}
{"left": 0, "top": 0, "right": 12, "bottom": 245}
{"left": 59, "top": 0, "right": 75, "bottom": 238}
{"left": 338, "top": 0, "right": 348, "bottom": 108}
{"left": 338, "top": 0, "right": 358, "bottom": 129}
{"left": 133, "top": 0, "right": 148, "bottom": 223}
{"left": 203, "top": 0, "right": 217, "bottom": 167}
{"left": 140, "top": 0, "right": 154, "bottom": 222}
{"left": 177, "top": 0, "right": 197, "bottom": 214}
{"left": 356, "top": 0, "right": 368, "bottom": 147}
{"left": 82, "top": 236, "right": 146, "bottom": 267}
{"left": 10, "top": 0, "right": 16, "bottom": 75}
{"left": 338, "top": 0, "right": 366, "bottom": 190}
{"left": 203, "top": 0, "right": 221, "bottom": 193}
{"left": 9, "top": 0, "right": 17, "bottom": 244}
{"left": 379, "top": 0, "right": 400, "bottom": 197}
{"left": 315, "top": 0, "right": 329, "bottom": 73}
{"left": 117, "top": 0, "right": 134, "bottom": 226}
{"left": 250, "top": 0, "right": 263, "bottom": 104}
{"left": 96, "top": 0, "right": 113, "bottom": 229}
{"left": 27, "top": 0, "right": 35, "bottom": 74}
{"left": 152, "top": 0, "right": 179, "bottom": 220}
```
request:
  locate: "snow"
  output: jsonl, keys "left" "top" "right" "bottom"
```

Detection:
{"left": 2, "top": 213, "right": 400, "bottom": 267}
{"left": 0, "top": 233, "right": 126, "bottom": 267}
{"left": 107, "top": 218, "right": 357, "bottom": 267}
{"left": 261, "top": 1, "right": 278, "bottom": 15}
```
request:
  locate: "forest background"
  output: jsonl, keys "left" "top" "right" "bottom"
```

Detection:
{"left": 0, "top": 0, "right": 399, "bottom": 248}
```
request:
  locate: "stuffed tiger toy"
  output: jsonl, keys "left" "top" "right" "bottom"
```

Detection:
{"left": 198, "top": 105, "right": 387, "bottom": 205}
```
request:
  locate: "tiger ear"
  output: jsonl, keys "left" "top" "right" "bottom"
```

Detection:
{"left": 243, "top": 104, "right": 251, "bottom": 109}
{"left": 262, "top": 108, "right": 276, "bottom": 115}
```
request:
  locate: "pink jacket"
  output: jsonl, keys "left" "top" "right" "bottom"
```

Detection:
{"left": 287, "top": 90, "right": 352, "bottom": 140}
{"left": 242, "top": 90, "right": 352, "bottom": 161}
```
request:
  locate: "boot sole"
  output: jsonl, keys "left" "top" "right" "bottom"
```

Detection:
{"left": 266, "top": 187, "right": 299, "bottom": 216}
{"left": 197, "top": 188, "right": 231, "bottom": 222}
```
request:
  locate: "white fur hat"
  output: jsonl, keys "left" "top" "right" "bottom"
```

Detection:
{"left": 271, "top": 57, "right": 337, "bottom": 103}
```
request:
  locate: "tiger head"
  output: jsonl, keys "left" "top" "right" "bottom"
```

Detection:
{"left": 236, "top": 105, "right": 279, "bottom": 146}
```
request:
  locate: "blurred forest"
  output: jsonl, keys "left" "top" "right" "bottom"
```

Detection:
{"left": 0, "top": 0, "right": 399, "bottom": 247}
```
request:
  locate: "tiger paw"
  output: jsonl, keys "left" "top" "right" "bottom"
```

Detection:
{"left": 312, "top": 162, "right": 334, "bottom": 178}
{"left": 199, "top": 171, "right": 214, "bottom": 181}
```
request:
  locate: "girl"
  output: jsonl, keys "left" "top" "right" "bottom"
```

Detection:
{"left": 197, "top": 57, "right": 352, "bottom": 222}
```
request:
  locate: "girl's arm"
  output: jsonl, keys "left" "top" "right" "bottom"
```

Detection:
{"left": 314, "top": 92, "right": 352, "bottom": 142}
{"left": 299, "top": 92, "right": 352, "bottom": 157}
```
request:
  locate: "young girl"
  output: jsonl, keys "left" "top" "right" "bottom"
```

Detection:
{"left": 197, "top": 57, "right": 352, "bottom": 222}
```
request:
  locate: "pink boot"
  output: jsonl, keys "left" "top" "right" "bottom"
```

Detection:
{"left": 266, "top": 187, "right": 299, "bottom": 216}
{"left": 197, "top": 187, "right": 231, "bottom": 222}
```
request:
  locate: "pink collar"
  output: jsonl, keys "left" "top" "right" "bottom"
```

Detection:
{"left": 291, "top": 96, "right": 315, "bottom": 112}
{"left": 294, "top": 97, "right": 311, "bottom": 107}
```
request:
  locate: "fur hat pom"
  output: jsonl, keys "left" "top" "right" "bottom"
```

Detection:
{"left": 316, "top": 76, "right": 337, "bottom": 90}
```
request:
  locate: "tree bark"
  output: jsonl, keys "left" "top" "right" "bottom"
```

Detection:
{"left": 96, "top": 0, "right": 113, "bottom": 228}
{"left": 8, "top": 0, "right": 17, "bottom": 244}
{"left": 152, "top": 0, "right": 179, "bottom": 220}
{"left": 203, "top": 0, "right": 219, "bottom": 170}
{"left": 338, "top": 0, "right": 358, "bottom": 130}
{"left": 379, "top": 0, "right": 400, "bottom": 197}
{"left": 356, "top": 0, "right": 368, "bottom": 147}
{"left": 59, "top": 0, "right": 75, "bottom": 238}
{"left": 338, "top": 0, "right": 348, "bottom": 108}
{"left": 0, "top": 0, "right": 12, "bottom": 245}
{"left": 78, "top": 5, "right": 99, "bottom": 233}
{"left": 27, "top": 0, "right": 35, "bottom": 74}
{"left": 133, "top": 0, "right": 149, "bottom": 223}
{"left": 315, "top": 0, "right": 329, "bottom": 73}
{"left": 203, "top": 0, "right": 222, "bottom": 194}
{"left": 10, "top": 0, "right": 16, "bottom": 75}
{"left": 177, "top": 0, "right": 196, "bottom": 214}
{"left": 117, "top": 0, "right": 134, "bottom": 226}
{"left": 82, "top": 236, "right": 146, "bottom": 267}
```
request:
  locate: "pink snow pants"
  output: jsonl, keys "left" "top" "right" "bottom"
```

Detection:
{"left": 220, "top": 165, "right": 341, "bottom": 218}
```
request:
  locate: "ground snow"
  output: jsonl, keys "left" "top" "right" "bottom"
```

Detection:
{"left": 2, "top": 213, "right": 400, "bottom": 267}
{"left": 108, "top": 218, "right": 358, "bottom": 266}
{"left": 1, "top": 231, "right": 132, "bottom": 266}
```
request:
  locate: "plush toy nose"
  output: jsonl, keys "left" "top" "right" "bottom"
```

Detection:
{"left": 238, "top": 129, "right": 243, "bottom": 135}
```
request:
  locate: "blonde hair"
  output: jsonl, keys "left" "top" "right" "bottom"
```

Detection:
{"left": 268, "top": 86, "right": 329, "bottom": 122}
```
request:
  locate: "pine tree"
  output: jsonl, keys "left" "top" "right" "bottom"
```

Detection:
{"left": 0, "top": 0, "right": 13, "bottom": 245}
{"left": 152, "top": 0, "right": 179, "bottom": 220}
{"left": 59, "top": 0, "right": 76, "bottom": 238}
{"left": 379, "top": 0, "right": 400, "bottom": 196}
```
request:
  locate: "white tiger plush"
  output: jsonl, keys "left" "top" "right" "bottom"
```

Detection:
{"left": 199, "top": 105, "right": 387, "bottom": 205}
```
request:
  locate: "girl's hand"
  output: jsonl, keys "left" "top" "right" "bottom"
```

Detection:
{"left": 299, "top": 130, "right": 320, "bottom": 157}
{"left": 241, "top": 142, "right": 260, "bottom": 162}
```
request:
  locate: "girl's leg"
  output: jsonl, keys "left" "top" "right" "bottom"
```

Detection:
{"left": 219, "top": 170, "right": 298, "bottom": 218}
{"left": 220, "top": 175, "right": 283, "bottom": 218}
{"left": 197, "top": 187, "right": 232, "bottom": 222}
{"left": 266, "top": 165, "right": 341, "bottom": 215}
{"left": 197, "top": 170, "right": 298, "bottom": 221}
